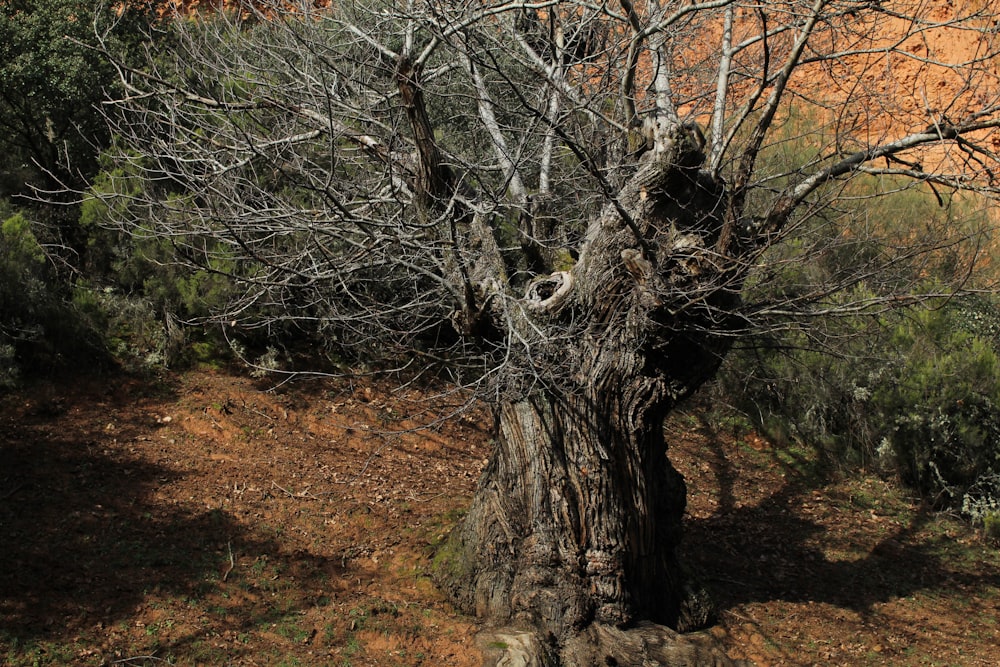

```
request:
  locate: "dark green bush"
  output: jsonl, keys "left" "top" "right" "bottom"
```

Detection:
{"left": 877, "top": 304, "right": 1000, "bottom": 503}
{"left": 714, "top": 119, "right": 1000, "bottom": 522}
{"left": 720, "top": 294, "right": 1000, "bottom": 519}
{"left": 0, "top": 209, "right": 109, "bottom": 386}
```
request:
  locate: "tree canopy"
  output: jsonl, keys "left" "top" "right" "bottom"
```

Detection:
{"left": 94, "top": 0, "right": 1000, "bottom": 368}
{"left": 0, "top": 0, "right": 155, "bottom": 196}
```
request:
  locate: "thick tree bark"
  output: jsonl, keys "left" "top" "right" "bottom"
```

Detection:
{"left": 437, "top": 345, "right": 736, "bottom": 664}
{"left": 436, "top": 122, "right": 744, "bottom": 665}
{"left": 440, "top": 383, "right": 699, "bottom": 632}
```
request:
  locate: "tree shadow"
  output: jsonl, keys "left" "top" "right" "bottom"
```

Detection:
{"left": 0, "top": 369, "right": 478, "bottom": 665}
{"left": 680, "top": 430, "right": 1000, "bottom": 618}
{"left": 0, "top": 376, "right": 312, "bottom": 647}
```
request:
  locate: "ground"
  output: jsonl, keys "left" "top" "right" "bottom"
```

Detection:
{"left": 1, "top": 368, "right": 998, "bottom": 666}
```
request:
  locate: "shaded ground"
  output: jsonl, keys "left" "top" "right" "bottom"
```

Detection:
{"left": 672, "top": 411, "right": 1000, "bottom": 666}
{"left": 1, "top": 369, "right": 486, "bottom": 666}
{"left": 1, "top": 369, "right": 998, "bottom": 665}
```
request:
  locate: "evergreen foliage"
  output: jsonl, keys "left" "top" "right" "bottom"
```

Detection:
{"left": 0, "top": 0, "right": 154, "bottom": 195}
{"left": 719, "top": 173, "right": 1000, "bottom": 520}
{"left": 0, "top": 207, "right": 107, "bottom": 385}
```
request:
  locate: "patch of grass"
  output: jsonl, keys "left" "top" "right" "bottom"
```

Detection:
{"left": 206, "top": 604, "right": 230, "bottom": 617}
{"left": 714, "top": 412, "right": 755, "bottom": 438}
{"left": 189, "top": 639, "right": 229, "bottom": 663}
{"left": 772, "top": 441, "right": 826, "bottom": 483}
{"left": 430, "top": 530, "right": 473, "bottom": 586}
{"left": 344, "top": 635, "right": 362, "bottom": 655}
{"left": 848, "top": 487, "right": 881, "bottom": 511}
{"left": 276, "top": 614, "right": 311, "bottom": 643}
{"left": 3, "top": 637, "right": 77, "bottom": 667}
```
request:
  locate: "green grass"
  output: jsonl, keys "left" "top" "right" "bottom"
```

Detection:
{"left": 275, "top": 615, "right": 311, "bottom": 643}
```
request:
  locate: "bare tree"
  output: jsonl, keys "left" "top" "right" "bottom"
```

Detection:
{"left": 91, "top": 0, "right": 1000, "bottom": 662}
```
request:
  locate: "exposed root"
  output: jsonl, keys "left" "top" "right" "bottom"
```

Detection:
{"left": 478, "top": 623, "right": 750, "bottom": 667}
{"left": 477, "top": 628, "right": 557, "bottom": 667}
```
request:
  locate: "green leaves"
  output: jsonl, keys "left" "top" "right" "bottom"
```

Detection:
{"left": 1, "top": 212, "right": 45, "bottom": 267}
{"left": 722, "top": 293, "right": 1000, "bottom": 520}
{"left": 0, "top": 0, "right": 155, "bottom": 191}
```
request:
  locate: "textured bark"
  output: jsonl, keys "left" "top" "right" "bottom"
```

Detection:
{"left": 436, "top": 122, "right": 742, "bottom": 664}
{"left": 440, "top": 386, "right": 696, "bottom": 632}
{"left": 396, "top": 55, "right": 454, "bottom": 212}
{"left": 561, "top": 622, "right": 748, "bottom": 667}
{"left": 476, "top": 623, "right": 745, "bottom": 667}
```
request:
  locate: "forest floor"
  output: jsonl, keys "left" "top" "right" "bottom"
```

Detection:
{"left": 1, "top": 368, "right": 998, "bottom": 666}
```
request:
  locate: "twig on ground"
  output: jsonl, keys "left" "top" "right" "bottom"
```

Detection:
{"left": 222, "top": 540, "right": 235, "bottom": 581}
{"left": 112, "top": 655, "right": 169, "bottom": 665}
{"left": 406, "top": 490, "right": 448, "bottom": 503}
{"left": 245, "top": 405, "right": 276, "bottom": 420}
{"left": 271, "top": 480, "right": 318, "bottom": 500}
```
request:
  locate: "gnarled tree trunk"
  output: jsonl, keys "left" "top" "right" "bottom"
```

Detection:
{"left": 438, "top": 321, "right": 737, "bottom": 665}
{"left": 437, "top": 122, "right": 745, "bottom": 665}
{"left": 441, "top": 379, "right": 702, "bottom": 633}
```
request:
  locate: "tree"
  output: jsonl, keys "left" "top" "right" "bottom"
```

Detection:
{"left": 92, "top": 0, "right": 1000, "bottom": 663}
{"left": 0, "top": 0, "right": 157, "bottom": 265}
{"left": 0, "top": 0, "right": 155, "bottom": 189}
{"left": 0, "top": 1, "right": 161, "bottom": 382}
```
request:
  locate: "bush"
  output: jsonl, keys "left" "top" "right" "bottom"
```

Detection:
{"left": 983, "top": 511, "right": 1000, "bottom": 542}
{"left": 876, "top": 305, "right": 1000, "bottom": 504}
{"left": 719, "top": 293, "right": 1000, "bottom": 518}
{"left": 714, "top": 126, "right": 1000, "bottom": 523}
{"left": 1, "top": 211, "right": 58, "bottom": 386}
{"left": 0, "top": 209, "right": 108, "bottom": 386}
{"left": 77, "top": 158, "right": 243, "bottom": 368}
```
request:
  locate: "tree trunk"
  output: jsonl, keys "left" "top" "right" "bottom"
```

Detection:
{"left": 436, "top": 347, "right": 740, "bottom": 664}
{"left": 440, "top": 383, "right": 700, "bottom": 630}
{"left": 436, "top": 121, "right": 744, "bottom": 665}
{"left": 435, "top": 308, "right": 730, "bottom": 632}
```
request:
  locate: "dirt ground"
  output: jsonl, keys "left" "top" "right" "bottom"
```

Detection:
{"left": 2, "top": 368, "right": 999, "bottom": 666}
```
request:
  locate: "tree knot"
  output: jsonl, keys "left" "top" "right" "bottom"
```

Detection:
{"left": 621, "top": 248, "right": 652, "bottom": 283}
{"left": 524, "top": 271, "right": 574, "bottom": 312}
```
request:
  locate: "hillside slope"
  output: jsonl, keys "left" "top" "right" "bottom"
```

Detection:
{"left": 1, "top": 370, "right": 998, "bottom": 665}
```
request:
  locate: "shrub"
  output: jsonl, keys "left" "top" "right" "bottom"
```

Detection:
{"left": 983, "top": 512, "right": 1000, "bottom": 542}
{"left": 720, "top": 293, "right": 1000, "bottom": 518}
{"left": 0, "top": 209, "right": 108, "bottom": 385}
{"left": 875, "top": 306, "right": 1000, "bottom": 504}
{"left": 714, "top": 127, "right": 1000, "bottom": 522}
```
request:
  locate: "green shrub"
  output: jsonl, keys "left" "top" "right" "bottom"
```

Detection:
{"left": 715, "top": 120, "right": 1000, "bottom": 520}
{"left": 1, "top": 211, "right": 56, "bottom": 383}
{"left": 720, "top": 293, "right": 1000, "bottom": 517}
{"left": 963, "top": 473, "right": 1000, "bottom": 534}
{"left": 77, "top": 162, "right": 243, "bottom": 368}
{"left": 874, "top": 306, "right": 1000, "bottom": 503}
{"left": 983, "top": 512, "right": 1000, "bottom": 542}
{"left": 0, "top": 210, "right": 109, "bottom": 385}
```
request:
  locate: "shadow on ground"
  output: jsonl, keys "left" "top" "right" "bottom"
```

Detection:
{"left": 0, "top": 377, "right": 348, "bottom": 650}
{"left": 680, "top": 427, "right": 1000, "bottom": 618}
